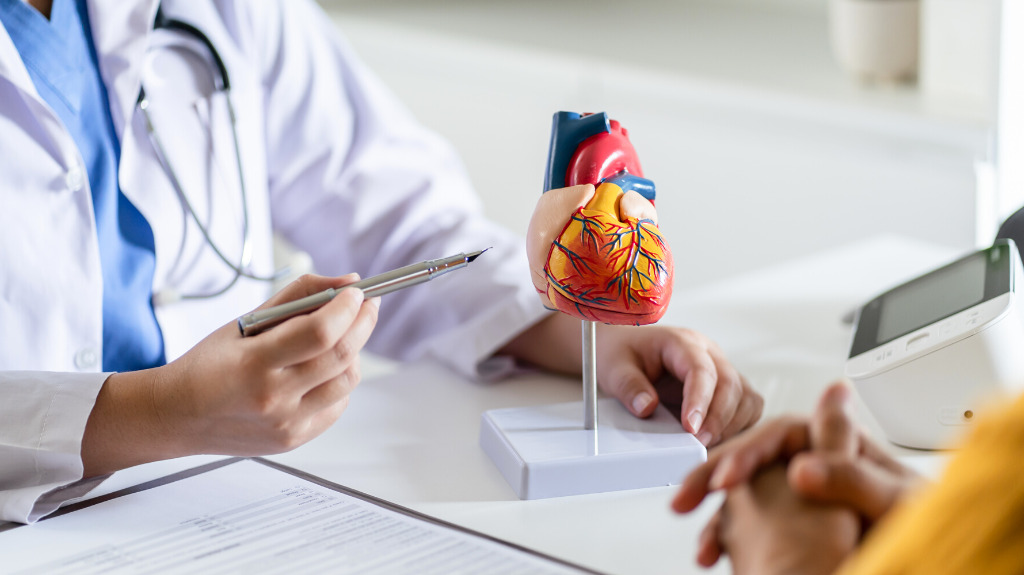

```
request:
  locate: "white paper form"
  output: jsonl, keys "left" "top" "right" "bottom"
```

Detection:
{"left": 0, "top": 458, "right": 598, "bottom": 574}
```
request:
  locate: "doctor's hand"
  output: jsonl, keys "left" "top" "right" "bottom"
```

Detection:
{"left": 499, "top": 313, "right": 762, "bottom": 446}
{"left": 81, "top": 274, "right": 379, "bottom": 477}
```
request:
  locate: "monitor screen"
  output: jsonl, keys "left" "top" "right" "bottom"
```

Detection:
{"left": 876, "top": 254, "right": 987, "bottom": 343}
{"left": 849, "top": 241, "right": 1013, "bottom": 358}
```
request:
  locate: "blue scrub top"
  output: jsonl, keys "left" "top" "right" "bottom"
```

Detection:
{"left": 0, "top": 0, "right": 166, "bottom": 372}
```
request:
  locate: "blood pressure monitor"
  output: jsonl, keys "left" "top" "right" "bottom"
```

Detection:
{"left": 846, "top": 239, "right": 1024, "bottom": 449}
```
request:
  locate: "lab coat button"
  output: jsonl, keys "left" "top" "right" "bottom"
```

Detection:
{"left": 74, "top": 347, "right": 98, "bottom": 370}
{"left": 65, "top": 167, "right": 85, "bottom": 192}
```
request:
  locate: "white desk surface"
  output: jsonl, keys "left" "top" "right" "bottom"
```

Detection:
{"left": 81, "top": 234, "right": 964, "bottom": 575}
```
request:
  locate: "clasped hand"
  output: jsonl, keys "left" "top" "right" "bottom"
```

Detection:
{"left": 673, "top": 383, "right": 923, "bottom": 575}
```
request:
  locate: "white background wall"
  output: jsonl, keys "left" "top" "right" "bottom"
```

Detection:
{"left": 316, "top": 0, "right": 993, "bottom": 290}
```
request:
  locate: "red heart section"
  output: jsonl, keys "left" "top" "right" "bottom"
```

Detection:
{"left": 543, "top": 182, "right": 673, "bottom": 325}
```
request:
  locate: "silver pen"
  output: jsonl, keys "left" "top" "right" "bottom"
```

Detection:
{"left": 238, "top": 249, "right": 489, "bottom": 337}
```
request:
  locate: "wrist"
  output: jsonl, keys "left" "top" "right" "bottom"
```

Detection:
{"left": 500, "top": 313, "right": 582, "bottom": 374}
{"left": 81, "top": 367, "right": 193, "bottom": 477}
{"left": 734, "top": 547, "right": 849, "bottom": 575}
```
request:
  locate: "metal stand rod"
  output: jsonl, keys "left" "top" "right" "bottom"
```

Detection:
{"left": 582, "top": 320, "right": 598, "bottom": 430}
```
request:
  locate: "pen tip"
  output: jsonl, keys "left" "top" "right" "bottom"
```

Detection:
{"left": 466, "top": 247, "right": 491, "bottom": 263}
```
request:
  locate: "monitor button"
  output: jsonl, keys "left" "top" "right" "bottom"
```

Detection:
{"left": 906, "top": 333, "right": 931, "bottom": 353}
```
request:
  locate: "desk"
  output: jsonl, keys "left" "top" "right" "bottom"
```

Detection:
{"left": 74, "top": 234, "right": 964, "bottom": 575}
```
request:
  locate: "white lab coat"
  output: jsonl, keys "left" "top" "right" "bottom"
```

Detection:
{"left": 0, "top": 0, "right": 547, "bottom": 523}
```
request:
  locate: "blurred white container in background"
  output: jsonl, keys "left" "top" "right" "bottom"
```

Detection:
{"left": 920, "top": 0, "right": 999, "bottom": 121}
{"left": 997, "top": 0, "right": 1024, "bottom": 221}
{"left": 829, "top": 0, "right": 920, "bottom": 83}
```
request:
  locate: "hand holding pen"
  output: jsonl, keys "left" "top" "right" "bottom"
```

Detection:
{"left": 238, "top": 249, "right": 488, "bottom": 336}
{"left": 93, "top": 271, "right": 384, "bottom": 473}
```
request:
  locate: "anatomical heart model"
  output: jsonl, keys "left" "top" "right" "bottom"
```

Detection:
{"left": 528, "top": 111, "right": 674, "bottom": 325}
{"left": 475, "top": 113, "right": 696, "bottom": 499}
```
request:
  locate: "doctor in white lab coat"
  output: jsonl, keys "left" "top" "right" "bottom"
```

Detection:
{"left": 0, "top": 0, "right": 763, "bottom": 524}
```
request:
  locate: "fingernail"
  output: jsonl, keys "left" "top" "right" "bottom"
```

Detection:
{"left": 368, "top": 296, "right": 381, "bottom": 309}
{"left": 687, "top": 411, "right": 703, "bottom": 433}
{"left": 632, "top": 392, "right": 654, "bottom": 414}
{"left": 697, "top": 431, "right": 713, "bottom": 447}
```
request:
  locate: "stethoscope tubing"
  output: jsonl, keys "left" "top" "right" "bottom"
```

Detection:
{"left": 139, "top": 9, "right": 286, "bottom": 303}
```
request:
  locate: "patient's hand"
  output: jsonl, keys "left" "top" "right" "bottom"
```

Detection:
{"left": 708, "top": 463, "right": 859, "bottom": 575}
{"left": 674, "top": 383, "right": 920, "bottom": 526}
{"left": 674, "top": 383, "right": 922, "bottom": 567}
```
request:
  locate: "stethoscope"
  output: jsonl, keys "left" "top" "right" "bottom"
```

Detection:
{"left": 138, "top": 8, "right": 286, "bottom": 305}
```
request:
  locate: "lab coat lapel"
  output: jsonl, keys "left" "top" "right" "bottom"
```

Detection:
{"left": 83, "top": 0, "right": 160, "bottom": 141}
{"left": 0, "top": 21, "right": 35, "bottom": 96}
{"left": 0, "top": 20, "right": 78, "bottom": 166}
{"left": 0, "top": 0, "right": 159, "bottom": 148}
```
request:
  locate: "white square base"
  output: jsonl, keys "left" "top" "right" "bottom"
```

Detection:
{"left": 480, "top": 398, "right": 707, "bottom": 500}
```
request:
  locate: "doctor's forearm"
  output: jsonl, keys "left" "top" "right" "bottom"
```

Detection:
{"left": 81, "top": 369, "right": 189, "bottom": 478}
{"left": 499, "top": 313, "right": 583, "bottom": 375}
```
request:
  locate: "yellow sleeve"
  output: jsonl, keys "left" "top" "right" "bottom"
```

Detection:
{"left": 838, "top": 393, "right": 1024, "bottom": 575}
